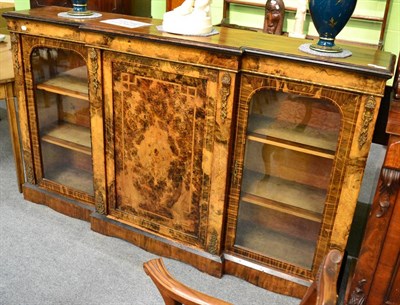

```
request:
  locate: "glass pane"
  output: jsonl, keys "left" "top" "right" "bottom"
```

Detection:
{"left": 248, "top": 90, "right": 340, "bottom": 153}
{"left": 31, "top": 48, "right": 93, "bottom": 195}
{"left": 235, "top": 89, "right": 341, "bottom": 269}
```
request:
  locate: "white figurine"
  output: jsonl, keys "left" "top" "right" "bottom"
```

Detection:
{"left": 162, "top": 0, "right": 213, "bottom": 35}
{"left": 172, "top": 0, "right": 194, "bottom": 15}
{"left": 289, "top": 0, "right": 307, "bottom": 39}
{"left": 193, "top": 0, "right": 210, "bottom": 17}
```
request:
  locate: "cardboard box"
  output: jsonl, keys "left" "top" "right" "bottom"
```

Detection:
{"left": 0, "top": 2, "right": 15, "bottom": 34}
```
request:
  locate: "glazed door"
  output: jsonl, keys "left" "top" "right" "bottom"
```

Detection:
{"left": 225, "top": 74, "right": 362, "bottom": 279}
{"left": 103, "top": 50, "right": 232, "bottom": 251}
{"left": 22, "top": 36, "right": 94, "bottom": 203}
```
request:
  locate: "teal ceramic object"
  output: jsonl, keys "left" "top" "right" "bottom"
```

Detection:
{"left": 309, "top": 0, "right": 357, "bottom": 53}
{"left": 69, "top": 0, "right": 92, "bottom": 16}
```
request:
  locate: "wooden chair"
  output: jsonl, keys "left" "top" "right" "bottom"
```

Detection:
{"left": 143, "top": 249, "right": 343, "bottom": 305}
{"left": 299, "top": 249, "right": 343, "bottom": 305}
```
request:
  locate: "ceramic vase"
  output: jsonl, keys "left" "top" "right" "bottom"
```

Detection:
{"left": 69, "top": 0, "right": 92, "bottom": 16}
{"left": 309, "top": 0, "right": 357, "bottom": 53}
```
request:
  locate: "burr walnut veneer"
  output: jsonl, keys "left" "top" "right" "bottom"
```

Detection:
{"left": 4, "top": 6, "right": 395, "bottom": 298}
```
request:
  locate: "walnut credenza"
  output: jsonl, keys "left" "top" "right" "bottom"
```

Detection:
{"left": 4, "top": 6, "right": 395, "bottom": 298}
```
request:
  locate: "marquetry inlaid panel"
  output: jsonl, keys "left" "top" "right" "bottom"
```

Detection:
{"left": 104, "top": 52, "right": 219, "bottom": 247}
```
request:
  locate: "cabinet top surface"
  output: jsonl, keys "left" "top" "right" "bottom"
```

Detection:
{"left": 4, "top": 6, "right": 396, "bottom": 78}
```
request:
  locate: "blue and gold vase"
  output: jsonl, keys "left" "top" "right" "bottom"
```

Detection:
{"left": 68, "top": 0, "right": 93, "bottom": 16}
{"left": 309, "top": 0, "right": 357, "bottom": 53}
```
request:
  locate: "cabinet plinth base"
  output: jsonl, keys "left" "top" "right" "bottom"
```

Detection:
{"left": 22, "top": 183, "right": 94, "bottom": 221}
{"left": 223, "top": 255, "right": 308, "bottom": 299}
{"left": 22, "top": 184, "right": 224, "bottom": 277}
{"left": 90, "top": 212, "right": 224, "bottom": 278}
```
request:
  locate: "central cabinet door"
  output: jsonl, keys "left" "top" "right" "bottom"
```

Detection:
{"left": 103, "top": 51, "right": 221, "bottom": 248}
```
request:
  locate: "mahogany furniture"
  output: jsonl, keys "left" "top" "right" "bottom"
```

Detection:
{"left": 4, "top": 6, "right": 395, "bottom": 298}
{"left": 0, "top": 35, "right": 24, "bottom": 192}
{"left": 30, "top": 0, "right": 131, "bottom": 14}
{"left": 144, "top": 258, "right": 233, "bottom": 305}
{"left": 299, "top": 250, "right": 343, "bottom": 305}
{"left": 144, "top": 250, "right": 343, "bottom": 305}
{"left": 346, "top": 56, "right": 400, "bottom": 305}
{"left": 30, "top": 0, "right": 71, "bottom": 8}
{"left": 166, "top": 0, "right": 184, "bottom": 11}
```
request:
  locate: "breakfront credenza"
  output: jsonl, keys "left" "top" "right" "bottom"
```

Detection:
{"left": 4, "top": 6, "right": 395, "bottom": 298}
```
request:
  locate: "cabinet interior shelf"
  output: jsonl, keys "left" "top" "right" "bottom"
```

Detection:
{"left": 247, "top": 134, "right": 335, "bottom": 159}
{"left": 242, "top": 193, "right": 322, "bottom": 223}
{"left": 241, "top": 170, "right": 326, "bottom": 220}
{"left": 44, "top": 166, "right": 94, "bottom": 196}
{"left": 36, "top": 66, "right": 89, "bottom": 101}
{"left": 235, "top": 220, "right": 316, "bottom": 269}
{"left": 41, "top": 122, "right": 91, "bottom": 155}
{"left": 247, "top": 116, "right": 337, "bottom": 158}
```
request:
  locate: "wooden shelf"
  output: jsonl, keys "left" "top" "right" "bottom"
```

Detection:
{"left": 41, "top": 122, "right": 91, "bottom": 155}
{"left": 36, "top": 66, "right": 88, "bottom": 101}
{"left": 241, "top": 170, "right": 326, "bottom": 221}
{"left": 247, "top": 116, "right": 338, "bottom": 158}
{"left": 242, "top": 193, "right": 322, "bottom": 223}
{"left": 235, "top": 215, "right": 317, "bottom": 269}
{"left": 44, "top": 165, "right": 94, "bottom": 195}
